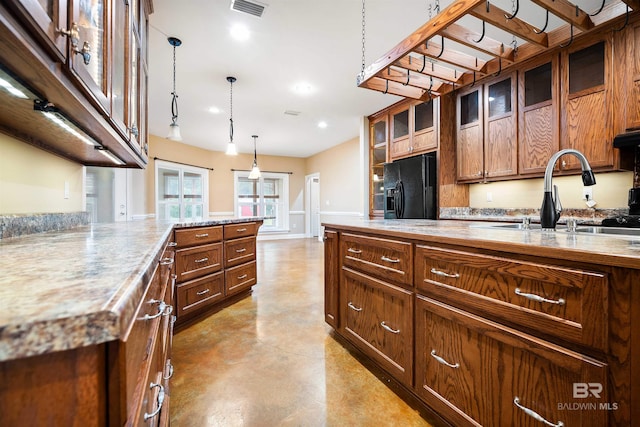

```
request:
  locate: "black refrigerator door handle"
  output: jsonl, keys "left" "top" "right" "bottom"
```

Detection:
{"left": 395, "top": 181, "right": 405, "bottom": 218}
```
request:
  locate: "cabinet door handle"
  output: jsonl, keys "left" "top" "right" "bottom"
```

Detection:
{"left": 141, "top": 299, "right": 166, "bottom": 321}
{"left": 348, "top": 302, "right": 363, "bottom": 312}
{"left": 195, "top": 233, "right": 209, "bottom": 238}
{"left": 162, "top": 304, "right": 173, "bottom": 317}
{"left": 160, "top": 257, "right": 174, "bottom": 266}
{"left": 237, "top": 274, "right": 248, "bottom": 280}
{"left": 347, "top": 247, "right": 362, "bottom": 254}
{"left": 236, "top": 248, "right": 247, "bottom": 253}
{"left": 194, "top": 257, "right": 209, "bottom": 263}
{"left": 430, "top": 349, "right": 459, "bottom": 368}
{"left": 515, "top": 288, "right": 565, "bottom": 305}
{"left": 513, "top": 397, "right": 563, "bottom": 427}
{"left": 430, "top": 267, "right": 460, "bottom": 278}
{"left": 143, "top": 382, "right": 166, "bottom": 421}
{"left": 236, "top": 228, "right": 247, "bottom": 232}
{"left": 167, "top": 241, "right": 177, "bottom": 247}
{"left": 380, "top": 321, "right": 400, "bottom": 334}
{"left": 163, "top": 361, "right": 174, "bottom": 380}
{"left": 381, "top": 255, "right": 400, "bottom": 263}
{"left": 196, "top": 289, "right": 210, "bottom": 296}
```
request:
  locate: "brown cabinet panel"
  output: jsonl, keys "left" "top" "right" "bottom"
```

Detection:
{"left": 415, "top": 244, "right": 608, "bottom": 351}
{"left": 223, "top": 222, "right": 258, "bottom": 239}
{"left": 176, "top": 271, "right": 224, "bottom": 316}
{"left": 456, "top": 124, "right": 483, "bottom": 181}
{"left": 342, "top": 267, "right": 413, "bottom": 386}
{"left": 175, "top": 243, "right": 223, "bottom": 283}
{"left": 485, "top": 114, "right": 517, "bottom": 178}
{"left": 224, "top": 236, "right": 256, "bottom": 268}
{"left": 174, "top": 226, "right": 223, "bottom": 247}
{"left": 519, "top": 104, "right": 558, "bottom": 175}
{"left": 324, "top": 229, "right": 339, "bottom": 329}
{"left": 415, "top": 296, "right": 608, "bottom": 427}
{"left": 225, "top": 261, "right": 257, "bottom": 296}
{"left": 341, "top": 232, "right": 413, "bottom": 286}
{"left": 6, "top": 0, "right": 68, "bottom": 60}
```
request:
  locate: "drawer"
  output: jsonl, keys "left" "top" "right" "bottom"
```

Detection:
{"left": 176, "top": 271, "right": 224, "bottom": 316}
{"left": 134, "top": 334, "right": 166, "bottom": 426}
{"left": 341, "top": 267, "right": 413, "bottom": 386}
{"left": 225, "top": 260, "right": 257, "bottom": 296}
{"left": 174, "top": 226, "right": 223, "bottom": 248}
{"left": 415, "top": 244, "right": 608, "bottom": 351}
{"left": 224, "top": 236, "right": 256, "bottom": 268}
{"left": 341, "top": 232, "right": 413, "bottom": 286}
{"left": 121, "top": 260, "right": 170, "bottom": 421}
{"left": 415, "top": 295, "right": 607, "bottom": 427}
{"left": 175, "top": 243, "right": 223, "bottom": 283}
{"left": 223, "top": 222, "right": 258, "bottom": 240}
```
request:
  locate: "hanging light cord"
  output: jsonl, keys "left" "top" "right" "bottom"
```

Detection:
{"left": 171, "top": 43, "right": 178, "bottom": 125}
{"left": 252, "top": 136, "right": 258, "bottom": 166}
{"left": 229, "top": 80, "right": 234, "bottom": 143}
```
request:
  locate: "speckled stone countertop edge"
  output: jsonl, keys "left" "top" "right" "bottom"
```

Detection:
{"left": 0, "top": 217, "right": 264, "bottom": 362}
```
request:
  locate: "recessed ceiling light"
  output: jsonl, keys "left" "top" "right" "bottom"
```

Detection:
{"left": 293, "top": 82, "right": 313, "bottom": 95}
{"left": 208, "top": 106, "right": 221, "bottom": 114}
{"left": 318, "top": 121, "right": 328, "bottom": 128}
{"left": 230, "top": 23, "right": 250, "bottom": 41}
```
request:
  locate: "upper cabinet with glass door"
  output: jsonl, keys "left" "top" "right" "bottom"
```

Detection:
{"left": 1, "top": 0, "right": 153, "bottom": 167}
{"left": 369, "top": 113, "right": 388, "bottom": 218}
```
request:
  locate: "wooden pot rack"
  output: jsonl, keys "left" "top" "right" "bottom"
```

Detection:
{"left": 357, "top": 0, "right": 637, "bottom": 100}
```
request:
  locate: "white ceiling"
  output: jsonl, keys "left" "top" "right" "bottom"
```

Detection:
{"left": 147, "top": 0, "right": 610, "bottom": 158}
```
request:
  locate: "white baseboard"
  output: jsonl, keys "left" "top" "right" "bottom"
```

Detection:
{"left": 208, "top": 211, "right": 235, "bottom": 217}
{"left": 131, "top": 214, "right": 155, "bottom": 220}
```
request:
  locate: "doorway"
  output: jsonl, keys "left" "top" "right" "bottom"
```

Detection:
{"left": 305, "top": 173, "right": 320, "bottom": 239}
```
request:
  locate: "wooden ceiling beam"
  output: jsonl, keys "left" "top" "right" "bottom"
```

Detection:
{"left": 620, "top": 0, "right": 640, "bottom": 11}
{"left": 468, "top": 3, "right": 549, "bottom": 47}
{"left": 529, "top": 0, "right": 594, "bottom": 31}
{"left": 359, "top": 77, "right": 432, "bottom": 100}
{"left": 394, "top": 56, "right": 465, "bottom": 83}
{"left": 412, "top": 40, "right": 488, "bottom": 73}
{"left": 383, "top": 67, "right": 446, "bottom": 93}
{"left": 440, "top": 22, "right": 516, "bottom": 62}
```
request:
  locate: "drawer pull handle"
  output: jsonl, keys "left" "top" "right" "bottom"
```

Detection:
{"left": 381, "top": 256, "right": 400, "bottom": 263}
{"left": 167, "top": 241, "right": 177, "bottom": 247}
{"left": 236, "top": 228, "right": 247, "bottom": 232}
{"left": 143, "top": 382, "right": 166, "bottom": 421}
{"left": 194, "top": 257, "right": 209, "bottom": 263}
{"left": 195, "top": 233, "right": 209, "bottom": 238}
{"left": 430, "top": 268, "right": 460, "bottom": 278}
{"left": 348, "top": 302, "right": 363, "bottom": 312}
{"left": 515, "top": 288, "right": 565, "bottom": 305}
{"left": 347, "top": 248, "right": 362, "bottom": 254}
{"left": 236, "top": 248, "right": 247, "bottom": 253}
{"left": 380, "top": 321, "right": 400, "bottom": 334}
{"left": 160, "top": 257, "right": 174, "bottom": 266}
{"left": 513, "top": 397, "right": 564, "bottom": 427}
{"left": 163, "top": 362, "right": 174, "bottom": 380}
{"left": 237, "top": 274, "right": 248, "bottom": 280}
{"left": 142, "top": 300, "right": 167, "bottom": 321}
{"left": 196, "top": 289, "right": 210, "bottom": 296}
{"left": 430, "top": 350, "right": 459, "bottom": 368}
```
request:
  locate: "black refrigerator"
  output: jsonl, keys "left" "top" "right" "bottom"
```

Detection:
{"left": 383, "top": 153, "right": 437, "bottom": 219}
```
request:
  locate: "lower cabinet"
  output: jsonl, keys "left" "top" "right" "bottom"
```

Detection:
{"left": 415, "top": 295, "right": 607, "bottom": 427}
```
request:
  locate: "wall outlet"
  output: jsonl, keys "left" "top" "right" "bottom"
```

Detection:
{"left": 64, "top": 181, "right": 69, "bottom": 199}
{"left": 582, "top": 187, "right": 593, "bottom": 201}
{"left": 486, "top": 192, "right": 493, "bottom": 202}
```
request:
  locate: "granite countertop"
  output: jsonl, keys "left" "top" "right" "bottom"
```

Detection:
{"left": 0, "top": 217, "right": 263, "bottom": 362}
{"left": 322, "top": 219, "right": 640, "bottom": 270}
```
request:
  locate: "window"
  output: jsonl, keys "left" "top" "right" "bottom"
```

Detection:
{"left": 234, "top": 171, "right": 289, "bottom": 232}
{"left": 155, "top": 160, "right": 208, "bottom": 221}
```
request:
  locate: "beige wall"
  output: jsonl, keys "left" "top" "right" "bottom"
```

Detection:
{"left": 0, "top": 133, "right": 84, "bottom": 214}
{"left": 147, "top": 135, "right": 306, "bottom": 216}
{"left": 305, "top": 136, "right": 362, "bottom": 215}
{"left": 469, "top": 171, "right": 633, "bottom": 209}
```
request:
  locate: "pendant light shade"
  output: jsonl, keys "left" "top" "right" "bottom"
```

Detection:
{"left": 225, "top": 76, "right": 238, "bottom": 155}
{"left": 166, "top": 37, "right": 182, "bottom": 141}
{"left": 248, "top": 135, "right": 261, "bottom": 179}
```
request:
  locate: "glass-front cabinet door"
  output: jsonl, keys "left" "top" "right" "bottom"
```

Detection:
{"left": 369, "top": 115, "right": 387, "bottom": 218}
{"left": 111, "top": 0, "right": 128, "bottom": 137}
{"left": 8, "top": 0, "right": 68, "bottom": 60}
{"left": 70, "top": 0, "right": 111, "bottom": 114}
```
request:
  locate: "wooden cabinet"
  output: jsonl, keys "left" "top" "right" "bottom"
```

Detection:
{"left": 518, "top": 57, "right": 560, "bottom": 175}
{"left": 369, "top": 113, "right": 388, "bottom": 218}
{"left": 1, "top": 0, "right": 152, "bottom": 166}
{"left": 174, "top": 221, "right": 262, "bottom": 326}
{"left": 390, "top": 100, "right": 439, "bottom": 161}
{"left": 456, "top": 73, "right": 517, "bottom": 182}
{"left": 323, "top": 229, "right": 339, "bottom": 329}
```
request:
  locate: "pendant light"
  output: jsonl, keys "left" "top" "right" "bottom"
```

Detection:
{"left": 225, "top": 76, "right": 238, "bottom": 155}
{"left": 248, "top": 134, "right": 261, "bottom": 179}
{"left": 167, "top": 37, "right": 182, "bottom": 141}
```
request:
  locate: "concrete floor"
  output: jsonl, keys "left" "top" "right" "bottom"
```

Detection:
{"left": 170, "top": 238, "right": 433, "bottom": 427}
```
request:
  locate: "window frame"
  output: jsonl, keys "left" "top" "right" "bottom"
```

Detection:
{"left": 233, "top": 170, "right": 289, "bottom": 232}
{"left": 154, "top": 159, "right": 209, "bottom": 221}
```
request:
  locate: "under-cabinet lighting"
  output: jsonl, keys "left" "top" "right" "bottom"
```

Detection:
{"left": 95, "top": 146, "right": 125, "bottom": 165}
{"left": 41, "top": 111, "right": 96, "bottom": 146}
{"left": 0, "top": 77, "right": 28, "bottom": 99}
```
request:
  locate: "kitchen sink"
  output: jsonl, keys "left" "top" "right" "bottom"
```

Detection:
{"left": 573, "top": 226, "right": 640, "bottom": 237}
{"left": 489, "top": 223, "right": 543, "bottom": 230}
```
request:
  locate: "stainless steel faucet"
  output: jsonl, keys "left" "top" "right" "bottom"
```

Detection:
{"left": 540, "top": 149, "right": 596, "bottom": 230}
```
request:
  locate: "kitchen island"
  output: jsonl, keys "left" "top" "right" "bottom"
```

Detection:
{"left": 0, "top": 217, "right": 262, "bottom": 426}
{"left": 323, "top": 219, "right": 639, "bottom": 427}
